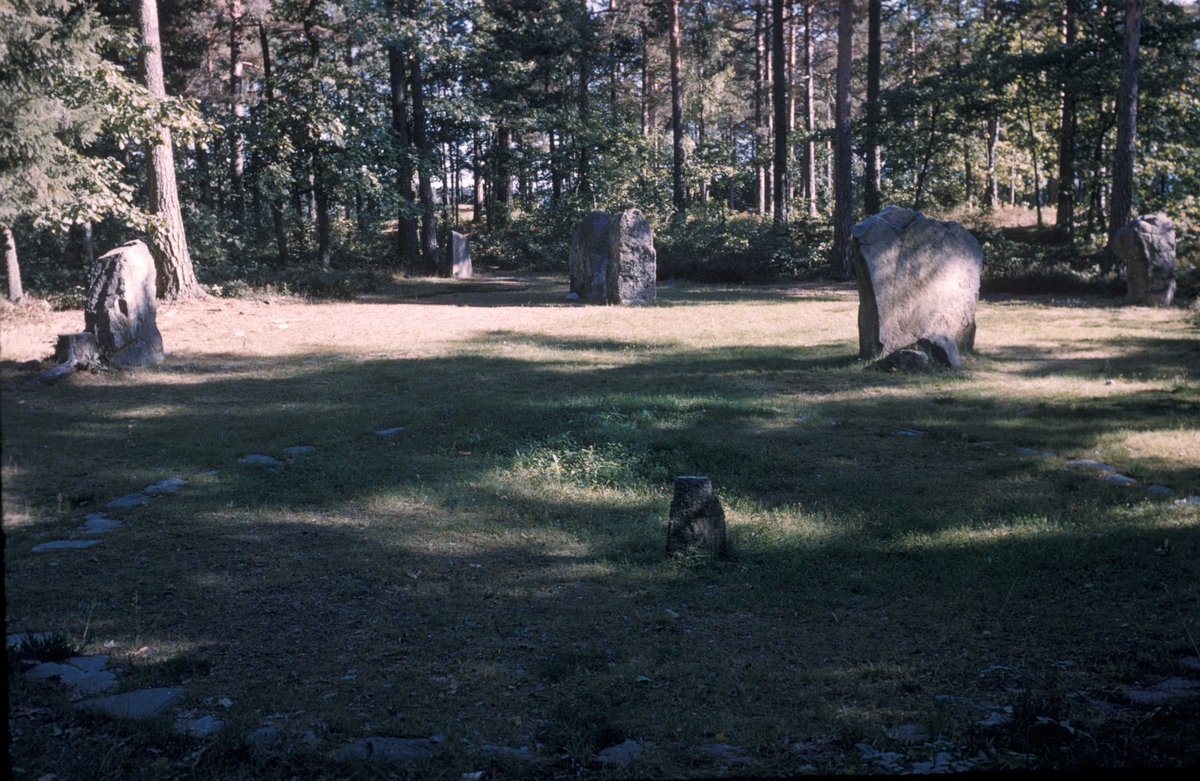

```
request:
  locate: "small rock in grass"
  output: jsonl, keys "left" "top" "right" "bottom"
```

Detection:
{"left": 895, "top": 429, "right": 926, "bottom": 436}
{"left": 1177, "top": 656, "right": 1200, "bottom": 673}
{"left": 107, "top": 493, "right": 149, "bottom": 508}
{"left": 176, "top": 714, "right": 223, "bottom": 737}
{"left": 376, "top": 427, "right": 405, "bottom": 436}
{"left": 143, "top": 477, "right": 186, "bottom": 494}
{"left": 75, "top": 687, "right": 184, "bottom": 719}
{"left": 245, "top": 725, "right": 282, "bottom": 750}
{"left": 969, "top": 441, "right": 994, "bottom": 448}
{"left": 1124, "top": 677, "right": 1200, "bottom": 705}
{"left": 282, "top": 446, "right": 313, "bottom": 454}
{"left": 32, "top": 540, "right": 101, "bottom": 552}
{"left": 1147, "top": 484, "right": 1173, "bottom": 495}
{"left": 597, "top": 739, "right": 643, "bottom": 765}
{"left": 565, "top": 292, "right": 581, "bottom": 301}
{"left": 26, "top": 657, "right": 117, "bottom": 697}
{"left": 1105, "top": 474, "right": 1138, "bottom": 486}
{"left": 979, "top": 712, "right": 1012, "bottom": 729}
{"left": 1017, "top": 447, "right": 1056, "bottom": 457}
{"left": 479, "top": 745, "right": 538, "bottom": 761}
{"left": 81, "top": 513, "right": 122, "bottom": 534}
{"left": 338, "top": 736, "right": 441, "bottom": 764}
{"left": 1067, "top": 458, "right": 1119, "bottom": 472}
{"left": 238, "top": 454, "right": 281, "bottom": 466}
{"left": 702, "top": 743, "right": 753, "bottom": 764}
{"left": 1177, "top": 495, "right": 1200, "bottom": 506}
{"left": 889, "top": 724, "right": 926, "bottom": 744}
{"left": 883, "top": 349, "right": 930, "bottom": 371}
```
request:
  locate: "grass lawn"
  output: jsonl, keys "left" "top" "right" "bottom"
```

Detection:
{"left": 3, "top": 274, "right": 1199, "bottom": 778}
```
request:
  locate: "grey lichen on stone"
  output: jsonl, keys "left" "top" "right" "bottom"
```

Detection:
{"left": 1114, "top": 214, "right": 1176, "bottom": 307}
{"left": 569, "top": 211, "right": 611, "bottom": 303}
{"left": 606, "top": 209, "right": 656, "bottom": 305}
{"left": 85, "top": 240, "right": 164, "bottom": 369}
{"left": 450, "top": 231, "right": 472, "bottom": 278}
{"left": 852, "top": 206, "right": 982, "bottom": 360}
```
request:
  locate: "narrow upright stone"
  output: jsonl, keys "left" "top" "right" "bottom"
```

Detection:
{"left": 606, "top": 209, "right": 656, "bottom": 305}
{"left": 569, "top": 211, "right": 610, "bottom": 303}
{"left": 666, "top": 476, "right": 727, "bottom": 558}
{"left": 85, "top": 240, "right": 164, "bottom": 369}
{"left": 449, "top": 231, "right": 472, "bottom": 279}
{"left": 1114, "top": 214, "right": 1176, "bottom": 307}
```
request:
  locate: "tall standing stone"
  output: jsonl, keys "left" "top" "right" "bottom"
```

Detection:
{"left": 449, "top": 231, "right": 472, "bottom": 279}
{"left": 569, "top": 211, "right": 610, "bottom": 302}
{"left": 606, "top": 209, "right": 656, "bottom": 305}
{"left": 1113, "top": 214, "right": 1176, "bottom": 307}
{"left": 666, "top": 476, "right": 727, "bottom": 558}
{"left": 852, "top": 206, "right": 982, "bottom": 360}
{"left": 85, "top": 240, "right": 164, "bottom": 369}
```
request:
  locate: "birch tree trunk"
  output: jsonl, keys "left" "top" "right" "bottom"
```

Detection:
{"left": 830, "top": 0, "right": 854, "bottom": 279}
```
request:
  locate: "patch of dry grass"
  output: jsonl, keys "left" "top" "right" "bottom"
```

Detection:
{"left": 3, "top": 275, "right": 1199, "bottom": 778}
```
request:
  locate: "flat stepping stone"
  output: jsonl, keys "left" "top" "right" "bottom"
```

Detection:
{"left": 32, "top": 539, "right": 100, "bottom": 552}
{"left": 702, "top": 743, "right": 754, "bottom": 764}
{"left": 895, "top": 429, "right": 926, "bottom": 436}
{"left": 26, "top": 657, "right": 117, "bottom": 697}
{"left": 597, "top": 739, "right": 643, "bottom": 765}
{"left": 1147, "top": 484, "right": 1174, "bottom": 495}
{"left": 1068, "top": 458, "right": 1119, "bottom": 471}
{"left": 338, "top": 735, "right": 442, "bottom": 763}
{"left": 1105, "top": 474, "right": 1138, "bottom": 486}
{"left": 376, "top": 427, "right": 406, "bottom": 436}
{"left": 1017, "top": 447, "right": 1056, "bottom": 457}
{"left": 7, "top": 632, "right": 51, "bottom": 649}
{"left": 143, "top": 477, "right": 186, "bottom": 494}
{"left": 238, "top": 454, "right": 281, "bottom": 466}
{"left": 245, "top": 724, "right": 283, "bottom": 750}
{"left": 76, "top": 687, "right": 184, "bottom": 719}
{"left": 1124, "top": 677, "right": 1200, "bottom": 705}
{"left": 107, "top": 493, "right": 149, "bottom": 508}
{"left": 282, "top": 446, "right": 313, "bottom": 454}
{"left": 175, "top": 714, "right": 224, "bottom": 737}
{"left": 478, "top": 745, "right": 539, "bottom": 761}
{"left": 82, "top": 513, "right": 122, "bottom": 534}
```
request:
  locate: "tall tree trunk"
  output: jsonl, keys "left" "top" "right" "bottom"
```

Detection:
{"left": 409, "top": 51, "right": 439, "bottom": 275}
{"left": 472, "top": 131, "right": 485, "bottom": 223}
{"left": 864, "top": 0, "right": 882, "bottom": 215}
{"left": 669, "top": 0, "right": 685, "bottom": 216}
{"left": 229, "top": 0, "right": 245, "bottom": 223}
{"left": 71, "top": 222, "right": 94, "bottom": 269}
{"left": 1055, "top": 0, "right": 1078, "bottom": 242}
{"left": 136, "top": 0, "right": 205, "bottom": 300}
{"left": 197, "top": 100, "right": 212, "bottom": 209}
{"left": 3, "top": 226, "right": 23, "bottom": 302}
{"left": 755, "top": 3, "right": 766, "bottom": 216}
{"left": 577, "top": 10, "right": 593, "bottom": 197}
{"left": 1021, "top": 85, "right": 1043, "bottom": 227}
{"left": 495, "top": 122, "right": 514, "bottom": 221}
{"left": 803, "top": 2, "right": 816, "bottom": 217}
{"left": 786, "top": 0, "right": 796, "bottom": 205}
{"left": 912, "top": 101, "right": 940, "bottom": 211}
{"left": 260, "top": 22, "right": 288, "bottom": 265}
{"left": 772, "top": 0, "right": 790, "bottom": 227}
{"left": 1108, "top": 0, "right": 1141, "bottom": 253}
{"left": 830, "top": 0, "right": 853, "bottom": 279}
{"left": 983, "top": 117, "right": 999, "bottom": 208}
{"left": 387, "top": 38, "right": 419, "bottom": 266}
{"left": 314, "top": 154, "right": 331, "bottom": 268}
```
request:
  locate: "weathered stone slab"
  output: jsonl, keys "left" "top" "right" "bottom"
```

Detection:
{"left": 175, "top": 714, "right": 224, "bottom": 737}
{"left": 26, "top": 657, "right": 118, "bottom": 697}
{"left": 75, "top": 687, "right": 184, "bottom": 719}
{"left": 883, "top": 349, "right": 930, "bottom": 371}
{"left": 852, "top": 206, "right": 982, "bottom": 359}
{"left": 606, "top": 209, "right": 656, "bottom": 305}
{"left": 143, "top": 477, "right": 186, "bottom": 494}
{"left": 917, "top": 334, "right": 962, "bottom": 369}
{"left": 569, "top": 211, "right": 610, "bottom": 303}
{"left": 107, "top": 493, "right": 149, "bottom": 507}
{"left": 85, "top": 240, "right": 164, "bottom": 369}
{"left": 1124, "top": 677, "right": 1200, "bottom": 705}
{"left": 666, "top": 476, "right": 727, "bottom": 558}
{"left": 1068, "top": 458, "right": 1118, "bottom": 471}
{"left": 338, "top": 735, "right": 442, "bottom": 763}
{"left": 238, "top": 454, "right": 281, "bottom": 466}
{"left": 450, "top": 231, "right": 472, "bottom": 279}
{"left": 597, "top": 739, "right": 643, "bottom": 765}
{"left": 32, "top": 539, "right": 101, "bottom": 552}
{"left": 479, "top": 744, "right": 539, "bottom": 761}
{"left": 82, "top": 513, "right": 122, "bottom": 534}
{"left": 1114, "top": 214, "right": 1176, "bottom": 307}
{"left": 282, "top": 446, "right": 313, "bottom": 454}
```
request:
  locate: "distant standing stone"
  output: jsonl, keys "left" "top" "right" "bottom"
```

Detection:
{"left": 449, "top": 231, "right": 472, "bottom": 279}
{"left": 1114, "top": 214, "right": 1176, "bottom": 307}
{"left": 85, "top": 240, "right": 164, "bottom": 369}
{"left": 606, "top": 209, "right": 656, "bottom": 305}
{"left": 852, "top": 206, "right": 982, "bottom": 359}
{"left": 917, "top": 335, "right": 962, "bottom": 369}
{"left": 666, "top": 476, "right": 727, "bottom": 558}
{"left": 569, "top": 211, "right": 611, "bottom": 303}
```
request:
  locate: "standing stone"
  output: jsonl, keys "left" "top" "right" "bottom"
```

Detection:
{"left": 1113, "top": 214, "right": 1176, "bottom": 307}
{"left": 85, "top": 240, "right": 164, "bottom": 368}
{"left": 666, "top": 476, "right": 727, "bottom": 558}
{"left": 569, "top": 211, "right": 610, "bottom": 302}
{"left": 449, "top": 231, "right": 472, "bottom": 279}
{"left": 852, "top": 206, "right": 982, "bottom": 360}
{"left": 606, "top": 209, "right": 656, "bottom": 305}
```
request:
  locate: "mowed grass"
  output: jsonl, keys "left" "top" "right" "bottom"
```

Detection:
{"left": 3, "top": 276, "right": 1199, "bottom": 778}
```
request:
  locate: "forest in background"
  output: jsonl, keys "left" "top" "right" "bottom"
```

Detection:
{"left": 2, "top": 0, "right": 1199, "bottom": 305}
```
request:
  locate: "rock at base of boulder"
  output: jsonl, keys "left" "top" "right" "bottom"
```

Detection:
{"left": 597, "top": 739, "right": 643, "bottom": 765}
{"left": 852, "top": 206, "right": 982, "bottom": 359}
{"left": 338, "top": 735, "right": 442, "bottom": 764}
{"left": 606, "top": 209, "right": 656, "bottom": 305}
{"left": 450, "top": 231, "right": 472, "bottom": 278}
{"left": 85, "top": 240, "right": 164, "bottom": 369}
{"left": 1114, "top": 214, "right": 1176, "bottom": 307}
{"left": 75, "top": 687, "right": 184, "bottom": 719}
{"left": 666, "top": 476, "right": 727, "bottom": 558}
{"left": 917, "top": 334, "right": 962, "bottom": 369}
{"left": 882, "top": 349, "right": 930, "bottom": 371}
{"left": 569, "top": 211, "right": 611, "bottom": 302}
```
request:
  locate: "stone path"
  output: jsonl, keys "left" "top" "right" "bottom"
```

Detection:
{"left": 75, "top": 687, "right": 184, "bottom": 719}
{"left": 25, "top": 655, "right": 117, "bottom": 697}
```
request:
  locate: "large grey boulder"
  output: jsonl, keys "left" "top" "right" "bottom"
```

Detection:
{"left": 449, "top": 231, "right": 472, "bottom": 279}
{"left": 569, "top": 211, "right": 610, "bottom": 302}
{"left": 606, "top": 209, "right": 656, "bottom": 305}
{"left": 85, "top": 240, "right": 164, "bottom": 368}
{"left": 666, "top": 476, "right": 727, "bottom": 558}
{"left": 852, "top": 206, "right": 982, "bottom": 360}
{"left": 1113, "top": 214, "right": 1176, "bottom": 307}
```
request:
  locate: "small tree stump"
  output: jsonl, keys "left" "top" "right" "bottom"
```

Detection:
{"left": 666, "top": 476, "right": 728, "bottom": 558}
